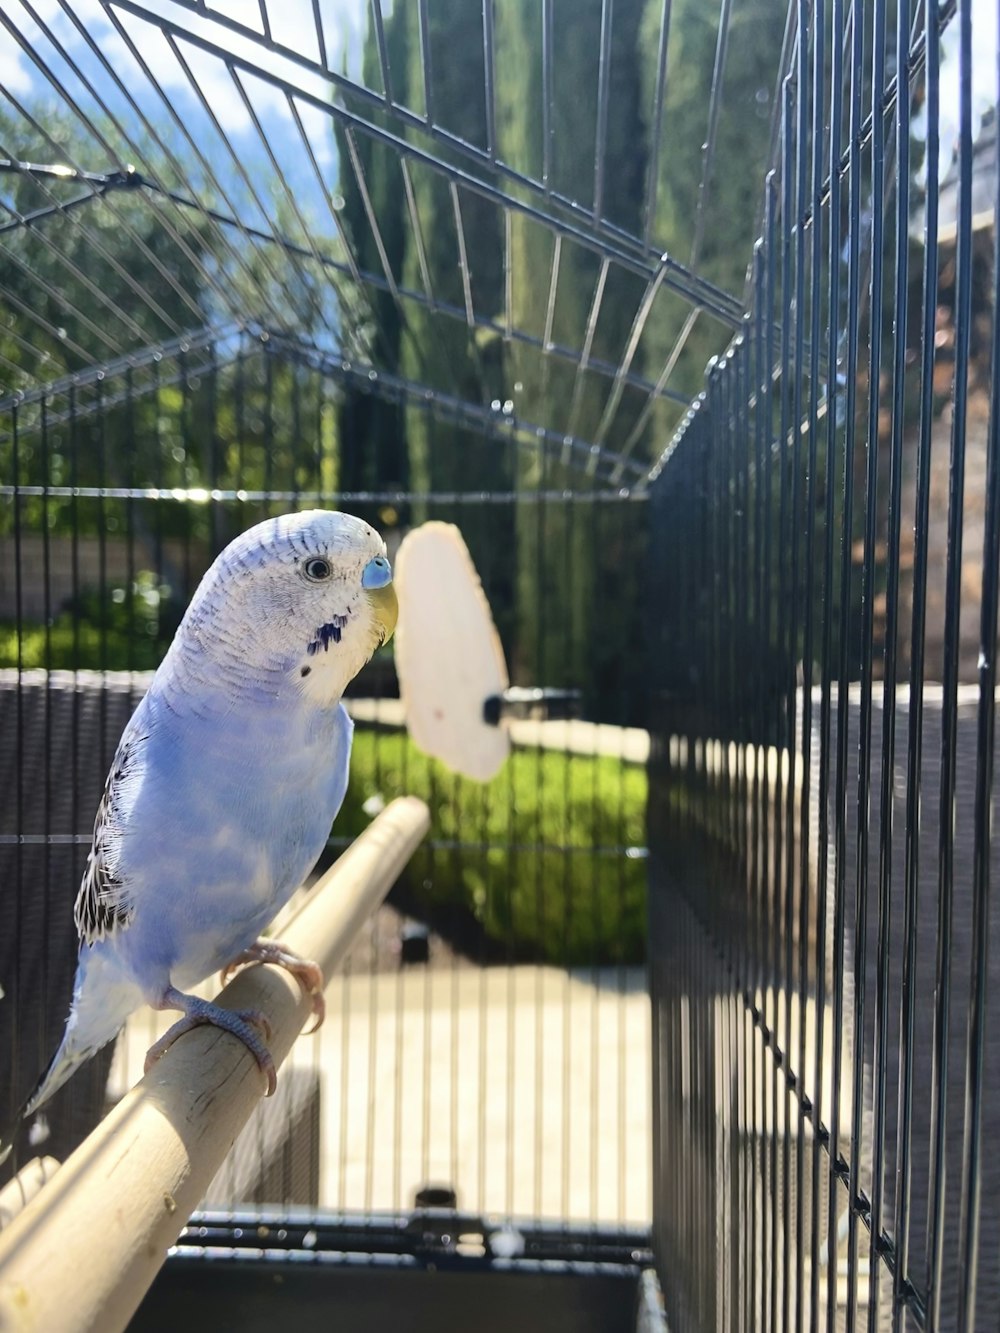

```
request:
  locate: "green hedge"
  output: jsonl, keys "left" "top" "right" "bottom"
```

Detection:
{"left": 337, "top": 730, "right": 647, "bottom": 965}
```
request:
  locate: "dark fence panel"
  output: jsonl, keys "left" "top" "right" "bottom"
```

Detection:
{"left": 648, "top": 0, "right": 1000, "bottom": 1329}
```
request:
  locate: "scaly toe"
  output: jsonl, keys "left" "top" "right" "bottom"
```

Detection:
{"left": 145, "top": 992, "right": 278, "bottom": 1095}
{"left": 219, "top": 940, "right": 325, "bottom": 1037}
{"left": 249, "top": 1042, "right": 277, "bottom": 1096}
{"left": 219, "top": 951, "right": 258, "bottom": 987}
{"left": 144, "top": 1015, "right": 202, "bottom": 1074}
{"left": 228, "top": 1008, "right": 277, "bottom": 1094}
{"left": 237, "top": 1008, "right": 273, "bottom": 1043}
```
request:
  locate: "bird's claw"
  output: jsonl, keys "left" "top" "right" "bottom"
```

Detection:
{"left": 302, "top": 992, "right": 325, "bottom": 1037}
{"left": 145, "top": 991, "right": 277, "bottom": 1096}
{"left": 220, "top": 940, "right": 326, "bottom": 1034}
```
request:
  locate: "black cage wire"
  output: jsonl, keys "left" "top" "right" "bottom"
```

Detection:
{"left": 0, "top": 0, "right": 997, "bottom": 1330}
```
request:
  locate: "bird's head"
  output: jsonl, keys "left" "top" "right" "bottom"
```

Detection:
{"left": 173, "top": 510, "right": 398, "bottom": 706}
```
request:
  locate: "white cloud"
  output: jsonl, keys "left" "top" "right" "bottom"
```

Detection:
{"left": 2, "top": 0, "right": 372, "bottom": 167}
{"left": 0, "top": 0, "right": 111, "bottom": 104}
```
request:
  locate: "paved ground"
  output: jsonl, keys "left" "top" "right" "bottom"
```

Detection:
{"left": 310, "top": 962, "right": 649, "bottom": 1225}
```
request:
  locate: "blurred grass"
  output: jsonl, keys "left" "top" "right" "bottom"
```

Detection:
{"left": 0, "top": 618, "right": 167, "bottom": 671}
{"left": 338, "top": 729, "right": 648, "bottom": 965}
{"left": 0, "top": 573, "right": 176, "bottom": 671}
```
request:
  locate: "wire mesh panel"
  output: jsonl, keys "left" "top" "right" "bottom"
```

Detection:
{"left": 0, "top": 337, "right": 651, "bottom": 1228}
{"left": 6, "top": 0, "right": 998, "bottom": 1324}
{"left": 0, "top": 0, "right": 794, "bottom": 1250}
{"left": 648, "top": 0, "right": 1000, "bottom": 1328}
{"left": 0, "top": 0, "right": 770, "bottom": 1241}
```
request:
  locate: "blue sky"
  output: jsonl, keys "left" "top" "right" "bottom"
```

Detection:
{"left": 0, "top": 0, "right": 374, "bottom": 227}
{"left": 0, "top": 0, "right": 996, "bottom": 249}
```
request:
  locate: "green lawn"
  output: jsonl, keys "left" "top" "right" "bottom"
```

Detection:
{"left": 338, "top": 730, "right": 648, "bottom": 965}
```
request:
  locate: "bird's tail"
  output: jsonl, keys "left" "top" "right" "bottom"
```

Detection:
{"left": 0, "top": 947, "right": 141, "bottom": 1166}
{"left": 0, "top": 1044, "right": 92, "bottom": 1168}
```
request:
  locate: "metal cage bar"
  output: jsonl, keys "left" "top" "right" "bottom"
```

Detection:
{"left": 649, "top": 0, "right": 1000, "bottom": 1327}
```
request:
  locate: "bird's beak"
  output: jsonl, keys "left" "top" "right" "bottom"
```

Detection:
{"left": 367, "top": 582, "right": 398, "bottom": 645}
{"left": 362, "top": 553, "right": 398, "bottom": 646}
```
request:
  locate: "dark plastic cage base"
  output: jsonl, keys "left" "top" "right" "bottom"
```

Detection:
{"left": 132, "top": 1260, "right": 641, "bottom": 1333}
{"left": 128, "top": 1212, "right": 653, "bottom": 1333}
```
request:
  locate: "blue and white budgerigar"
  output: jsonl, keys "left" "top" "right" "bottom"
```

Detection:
{"left": 0, "top": 509, "right": 397, "bottom": 1164}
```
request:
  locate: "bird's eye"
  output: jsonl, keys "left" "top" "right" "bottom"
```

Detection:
{"left": 303, "top": 557, "right": 332, "bottom": 582}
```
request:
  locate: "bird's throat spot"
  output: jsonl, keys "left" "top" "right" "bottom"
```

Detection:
{"left": 306, "top": 614, "right": 349, "bottom": 656}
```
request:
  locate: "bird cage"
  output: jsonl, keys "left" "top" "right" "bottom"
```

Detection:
{"left": 0, "top": 1, "right": 997, "bottom": 1331}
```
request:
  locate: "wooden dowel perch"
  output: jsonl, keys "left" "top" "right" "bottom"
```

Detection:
{"left": 0, "top": 795, "right": 430, "bottom": 1333}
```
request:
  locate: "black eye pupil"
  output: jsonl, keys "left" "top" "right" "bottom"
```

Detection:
{"left": 305, "top": 558, "right": 331, "bottom": 580}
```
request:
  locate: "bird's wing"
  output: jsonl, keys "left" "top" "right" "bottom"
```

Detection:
{"left": 74, "top": 709, "right": 151, "bottom": 946}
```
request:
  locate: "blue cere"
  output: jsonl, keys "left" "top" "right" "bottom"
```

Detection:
{"left": 361, "top": 555, "right": 392, "bottom": 590}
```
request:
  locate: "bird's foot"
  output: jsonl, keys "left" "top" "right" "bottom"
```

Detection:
{"left": 145, "top": 987, "right": 277, "bottom": 1095}
{"left": 220, "top": 939, "right": 326, "bottom": 1035}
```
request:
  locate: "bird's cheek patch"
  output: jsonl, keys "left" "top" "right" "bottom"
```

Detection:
{"left": 306, "top": 613, "right": 350, "bottom": 656}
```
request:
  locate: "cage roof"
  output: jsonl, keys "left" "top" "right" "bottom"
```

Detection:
{"left": 0, "top": 0, "right": 792, "bottom": 487}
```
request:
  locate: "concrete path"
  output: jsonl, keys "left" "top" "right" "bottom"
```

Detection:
{"left": 113, "top": 963, "right": 651, "bottom": 1228}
